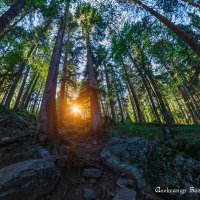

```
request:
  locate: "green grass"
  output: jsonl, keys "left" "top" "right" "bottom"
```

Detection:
{"left": 113, "top": 122, "right": 200, "bottom": 138}
{"left": 110, "top": 122, "right": 200, "bottom": 160}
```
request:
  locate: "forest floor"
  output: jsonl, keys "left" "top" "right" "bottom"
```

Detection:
{"left": 40, "top": 128, "right": 124, "bottom": 200}
{"left": 0, "top": 112, "right": 148, "bottom": 200}
{"left": 0, "top": 111, "right": 200, "bottom": 200}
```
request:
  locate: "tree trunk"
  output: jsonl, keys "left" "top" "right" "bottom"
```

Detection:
{"left": 18, "top": 73, "right": 35, "bottom": 109}
{"left": 100, "top": 94, "right": 106, "bottom": 116}
{"left": 58, "top": 37, "right": 70, "bottom": 126}
{"left": 37, "top": 11, "right": 67, "bottom": 144}
{"left": 125, "top": 46, "right": 169, "bottom": 136}
{"left": 174, "top": 96, "right": 190, "bottom": 124}
{"left": 4, "top": 44, "right": 37, "bottom": 110}
{"left": 31, "top": 82, "right": 43, "bottom": 113}
{"left": 141, "top": 72, "right": 167, "bottom": 136}
{"left": 128, "top": 86, "right": 139, "bottom": 123}
{"left": 164, "top": 64, "right": 200, "bottom": 123}
{"left": 23, "top": 74, "right": 39, "bottom": 110}
{"left": 86, "top": 31, "right": 102, "bottom": 133}
{"left": 121, "top": 60, "right": 145, "bottom": 124}
{"left": 116, "top": 89, "right": 125, "bottom": 123}
{"left": 1, "top": 89, "right": 9, "bottom": 105}
{"left": 0, "top": 8, "right": 33, "bottom": 40}
{"left": 3, "top": 19, "right": 52, "bottom": 110}
{"left": 0, "top": 0, "right": 26, "bottom": 38}
{"left": 132, "top": 0, "right": 200, "bottom": 57}
{"left": 149, "top": 76, "right": 175, "bottom": 136}
{"left": 14, "top": 66, "right": 30, "bottom": 110}
{"left": 104, "top": 64, "right": 116, "bottom": 121}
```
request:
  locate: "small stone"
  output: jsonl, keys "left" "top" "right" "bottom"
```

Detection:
{"left": 38, "top": 148, "right": 50, "bottom": 158}
{"left": 121, "top": 173, "right": 127, "bottom": 177}
{"left": 83, "top": 168, "right": 101, "bottom": 179}
{"left": 113, "top": 187, "right": 137, "bottom": 200}
{"left": 137, "top": 178, "right": 149, "bottom": 191}
{"left": 92, "top": 140, "right": 97, "bottom": 145}
{"left": 83, "top": 188, "right": 95, "bottom": 200}
{"left": 116, "top": 179, "right": 136, "bottom": 189}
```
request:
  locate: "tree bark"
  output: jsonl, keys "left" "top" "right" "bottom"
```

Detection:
{"left": 0, "top": 0, "right": 26, "bottom": 39}
{"left": 86, "top": 31, "right": 102, "bottom": 133}
{"left": 128, "top": 86, "right": 139, "bottom": 123}
{"left": 31, "top": 82, "right": 43, "bottom": 113}
{"left": 116, "top": 89, "right": 125, "bottom": 123}
{"left": 121, "top": 60, "right": 145, "bottom": 124}
{"left": 22, "top": 74, "right": 39, "bottom": 110}
{"left": 18, "top": 72, "right": 35, "bottom": 109}
{"left": 104, "top": 64, "right": 117, "bottom": 122}
{"left": 14, "top": 66, "right": 30, "bottom": 110}
{"left": 58, "top": 37, "right": 70, "bottom": 126}
{"left": 140, "top": 71, "right": 167, "bottom": 136}
{"left": 37, "top": 11, "right": 67, "bottom": 144}
{"left": 57, "top": 1, "right": 71, "bottom": 127}
{"left": 149, "top": 75, "right": 175, "bottom": 136}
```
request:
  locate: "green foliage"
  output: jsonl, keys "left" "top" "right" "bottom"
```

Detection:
{"left": 76, "top": 3, "right": 105, "bottom": 36}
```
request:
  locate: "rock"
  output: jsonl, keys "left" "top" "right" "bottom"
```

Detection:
{"left": 140, "top": 191, "right": 155, "bottom": 200}
{"left": 113, "top": 187, "right": 137, "bottom": 200}
{"left": 88, "top": 179, "right": 97, "bottom": 184}
{"left": 55, "top": 155, "right": 68, "bottom": 168}
{"left": 100, "top": 137, "right": 148, "bottom": 191}
{"left": 102, "top": 185, "right": 114, "bottom": 200}
{"left": 0, "top": 159, "right": 60, "bottom": 200}
{"left": 116, "top": 179, "right": 136, "bottom": 189}
{"left": 59, "top": 145, "right": 69, "bottom": 155}
{"left": 38, "top": 147, "right": 50, "bottom": 158}
{"left": 84, "top": 160, "right": 101, "bottom": 169}
{"left": 83, "top": 178, "right": 97, "bottom": 184}
{"left": 101, "top": 137, "right": 200, "bottom": 200}
{"left": 3, "top": 113, "right": 28, "bottom": 128}
{"left": 121, "top": 173, "right": 127, "bottom": 177}
{"left": 1, "top": 137, "right": 11, "bottom": 142}
{"left": 91, "top": 140, "right": 97, "bottom": 145}
{"left": 83, "top": 168, "right": 101, "bottom": 179}
{"left": 83, "top": 188, "right": 95, "bottom": 200}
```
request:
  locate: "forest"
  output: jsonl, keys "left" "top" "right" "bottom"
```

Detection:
{"left": 0, "top": 0, "right": 200, "bottom": 200}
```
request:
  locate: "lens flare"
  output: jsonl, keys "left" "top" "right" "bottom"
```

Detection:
{"left": 72, "top": 105, "right": 80, "bottom": 113}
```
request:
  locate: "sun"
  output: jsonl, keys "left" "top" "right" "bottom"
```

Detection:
{"left": 72, "top": 105, "right": 80, "bottom": 113}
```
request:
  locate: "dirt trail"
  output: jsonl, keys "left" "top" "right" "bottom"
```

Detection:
{"left": 40, "top": 132, "right": 124, "bottom": 200}
{"left": 0, "top": 117, "right": 152, "bottom": 200}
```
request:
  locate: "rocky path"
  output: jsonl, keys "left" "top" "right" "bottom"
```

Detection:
{"left": 40, "top": 133, "right": 143, "bottom": 200}
{"left": 0, "top": 114, "right": 155, "bottom": 200}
